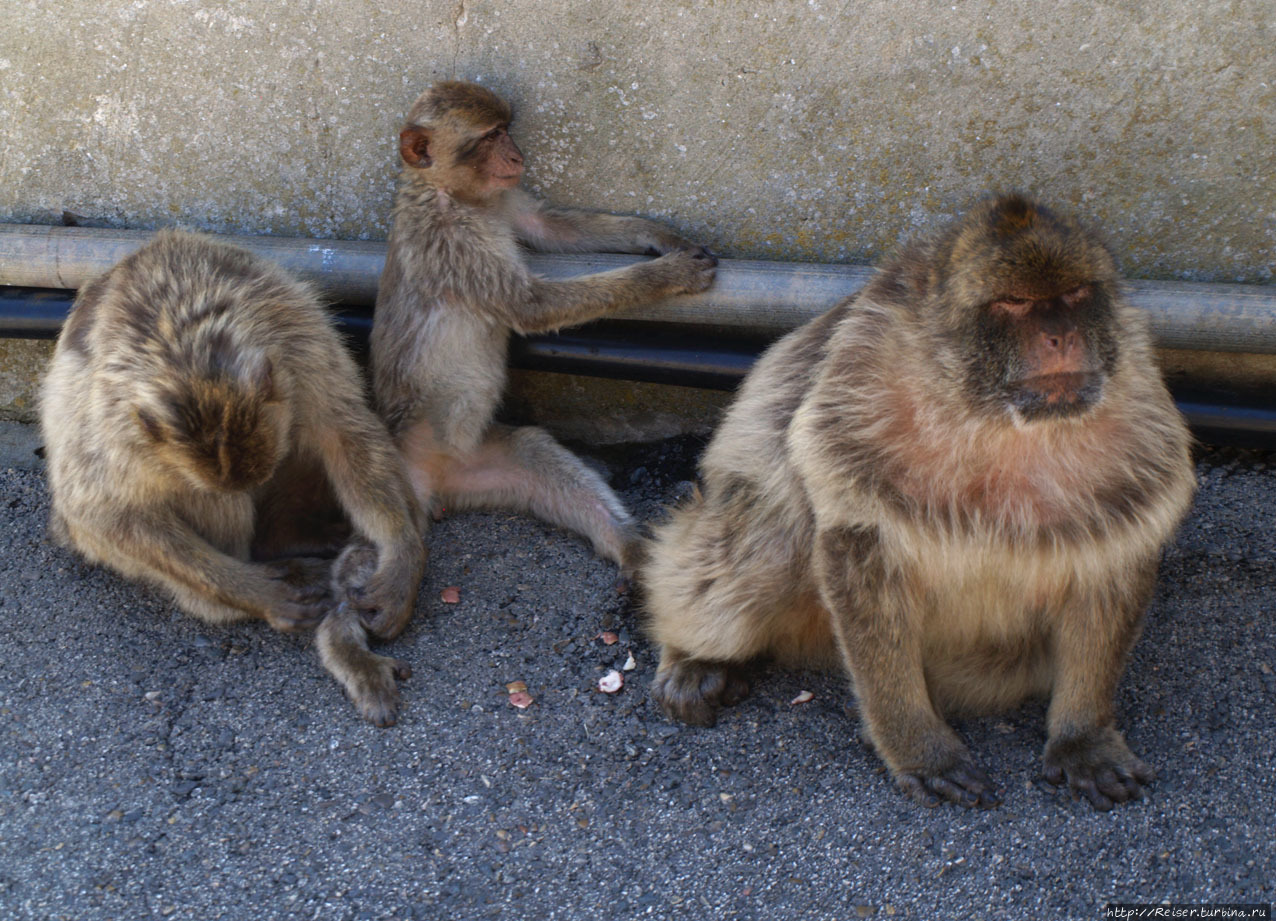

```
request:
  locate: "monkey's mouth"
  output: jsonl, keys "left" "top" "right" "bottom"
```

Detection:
{"left": 1006, "top": 372, "right": 1103, "bottom": 420}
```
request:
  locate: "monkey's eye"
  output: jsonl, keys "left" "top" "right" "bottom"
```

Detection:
{"left": 1061, "top": 285, "right": 1092, "bottom": 307}
{"left": 484, "top": 128, "right": 504, "bottom": 141}
{"left": 990, "top": 297, "right": 1034, "bottom": 318}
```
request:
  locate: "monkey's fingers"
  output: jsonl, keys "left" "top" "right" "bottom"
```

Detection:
{"left": 897, "top": 761, "right": 1000, "bottom": 809}
{"left": 264, "top": 599, "right": 330, "bottom": 633}
{"left": 345, "top": 572, "right": 418, "bottom": 640}
{"left": 359, "top": 602, "right": 416, "bottom": 642}
{"left": 265, "top": 557, "right": 333, "bottom": 603}
{"left": 688, "top": 245, "right": 719, "bottom": 267}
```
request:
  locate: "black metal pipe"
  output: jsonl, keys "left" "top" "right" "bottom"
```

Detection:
{"left": 4, "top": 285, "right": 1274, "bottom": 448}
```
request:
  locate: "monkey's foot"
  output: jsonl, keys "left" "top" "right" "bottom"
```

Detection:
{"left": 344, "top": 655, "right": 412, "bottom": 728}
{"left": 317, "top": 603, "right": 412, "bottom": 727}
{"left": 1043, "top": 727, "right": 1153, "bottom": 810}
{"left": 650, "top": 656, "right": 749, "bottom": 727}
{"left": 894, "top": 756, "right": 1002, "bottom": 809}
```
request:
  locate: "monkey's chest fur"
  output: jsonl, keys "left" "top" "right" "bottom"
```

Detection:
{"left": 769, "top": 522, "right": 1149, "bottom": 714}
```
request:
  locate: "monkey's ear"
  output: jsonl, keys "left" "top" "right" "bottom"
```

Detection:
{"left": 399, "top": 126, "right": 433, "bottom": 168}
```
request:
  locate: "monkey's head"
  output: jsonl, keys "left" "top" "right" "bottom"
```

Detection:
{"left": 135, "top": 348, "right": 290, "bottom": 492}
{"left": 398, "top": 81, "right": 524, "bottom": 206}
{"left": 930, "top": 194, "right": 1122, "bottom": 424}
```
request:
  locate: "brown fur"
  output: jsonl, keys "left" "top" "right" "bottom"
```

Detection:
{"left": 373, "top": 80, "right": 717, "bottom": 571}
{"left": 643, "top": 194, "right": 1195, "bottom": 810}
{"left": 41, "top": 231, "right": 426, "bottom": 726}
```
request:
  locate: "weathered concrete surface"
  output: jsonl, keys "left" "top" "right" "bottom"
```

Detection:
{"left": 0, "top": 342, "right": 51, "bottom": 424}
{"left": 1, "top": 1, "right": 1274, "bottom": 425}
{"left": 2, "top": 1, "right": 1273, "bottom": 283}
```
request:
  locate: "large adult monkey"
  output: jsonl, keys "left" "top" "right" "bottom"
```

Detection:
{"left": 372, "top": 80, "right": 717, "bottom": 570}
{"left": 41, "top": 231, "right": 426, "bottom": 726}
{"left": 642, "top": 194, "right": 1196, "bottom": 810}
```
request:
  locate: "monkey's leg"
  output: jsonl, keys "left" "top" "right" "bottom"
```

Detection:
{"left": 69, "top": 510, "right": 329, "bottom": 632}
{"left": 816, "top": 526, "right": 1000, "bottom": 809}
{"left": 436, "top": 424, "right": 640, "bottom": 570}
{"left": 1043, "top": 568, "right": 1157, "bottom": 810}
{"left": 316, "top": 601, "right": 412, "bottom": 728}
{"left": 642, "top": 496, "right": 771, "bottom": 726}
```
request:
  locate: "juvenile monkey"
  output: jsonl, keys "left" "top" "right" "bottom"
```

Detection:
{"left": 372, "top": 80, "right": 717, "bottom": 569}
{"left": 643, "top": 194, "right": 1195, "bottom": 810}
{"left": 41, "top": 231, "right": 426, "bottom": 726}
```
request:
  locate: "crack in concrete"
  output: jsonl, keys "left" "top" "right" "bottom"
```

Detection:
{"left": 450, "top": 1, "right": 468, "bottom": 78}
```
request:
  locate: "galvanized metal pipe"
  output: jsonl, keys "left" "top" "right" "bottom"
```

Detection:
{"left": 1, "top": 223, "right": 1273, "bottom": 353}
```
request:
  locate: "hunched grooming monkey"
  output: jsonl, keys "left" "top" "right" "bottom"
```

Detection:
{"left": 642, "top": 194, "right": 1196, "bottom": 810}
{"left": 41, "top": 231, "right": 426, "bottom": 726}
{"left": 372, "top": 80, "right": 717, "bottom": 570}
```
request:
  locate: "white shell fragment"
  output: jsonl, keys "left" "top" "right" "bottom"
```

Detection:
{"left": 790, "top": 690, "right": 814, "bottom": 705}
{"left": 598, "top": 670, "right": 624, "bottom": 693}
{"left": 622, "top": 652, "right": 636, "bottom": 672}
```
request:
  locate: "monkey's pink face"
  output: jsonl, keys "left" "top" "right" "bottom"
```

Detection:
{"left": 473, "top": 124, "right": 524, "bottom": 190}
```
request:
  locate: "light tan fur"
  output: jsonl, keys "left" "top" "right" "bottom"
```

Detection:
{"left": 643, "top": 195, "right": 1195, "bottom": 810}
{"left": 41, "top": 231, "right": 426, "bottom": 726}
{"left": 373, "top": 80, "right": 717, "bottom": 571}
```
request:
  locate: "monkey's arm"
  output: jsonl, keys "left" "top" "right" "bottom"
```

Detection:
{"left": 501, "top": 250, "right": 716, "bottom": 335}
{"left": 508, "top": 192, "right": 699, "bottom": 256}
{"left": 1042, "top": 566, "right": 1157, "bottom": 809}
{"left": 87, "top": 508, "right": 327, "bottom": 631}
{"left": 814, "top": 524, "right": 1000, "bottom": 808}
{"left": 305, "top": 383, "right": 427, "bottom": 641}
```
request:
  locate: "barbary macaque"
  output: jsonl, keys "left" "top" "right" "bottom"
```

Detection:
{"left": 41, "top": 231, "right": 426, "bottom": 725}
{"left": 372, "top": 80, "right": 717, "bottom": 570}
{"left": 643, "top": 194, "right": 1195, "bottom": 810}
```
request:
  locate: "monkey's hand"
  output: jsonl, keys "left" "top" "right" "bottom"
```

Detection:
{"left": 646, "top": 247, "right": 718, "bottom": 296}
{"left": 262, "top": 557, "right": 333, "bottom": 632}
{"left": 332, "top": 538, "right": 428, "bottom": 641}
{"left": 1043, "top": 727, "right": 1154, "bottom": 810}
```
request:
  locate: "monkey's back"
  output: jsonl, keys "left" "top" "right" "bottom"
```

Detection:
{"left": 40, "top": 231, "right": 342, "bottom": 553}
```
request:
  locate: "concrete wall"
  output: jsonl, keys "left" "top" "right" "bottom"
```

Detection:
{"left": 2, "top": 0, "right": 1273, "bottom": 428}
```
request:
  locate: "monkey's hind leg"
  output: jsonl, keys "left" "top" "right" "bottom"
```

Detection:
{"left": 316, "top": 602, "right": 412, "bottom": 728}
{"left": 641, "top": 496, "right": 773, "bottom": 726}
{"left": 440, "top": 424, "right": 640, "bottom": 570}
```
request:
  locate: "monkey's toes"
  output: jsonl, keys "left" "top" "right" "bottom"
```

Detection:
{"left": 650, "top": 659, "right": 749, "bottom": 727}
{"left": 347, "top": 660, "right": 409, "bottom": 728}
{"left": 896, "top": 760, "right": 1001, "bottom": 809}
{"left": 1043, "top": 731, "right": 1154, "bottom": 810}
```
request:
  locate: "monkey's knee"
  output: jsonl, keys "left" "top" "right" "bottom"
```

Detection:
{"left": 317, "top": 603, "right": 411, "bottom": 728}
{"left": 650, "top": 651, "right": 750, "bottom": 727}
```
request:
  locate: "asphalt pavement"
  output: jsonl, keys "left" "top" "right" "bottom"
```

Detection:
{"left": 0, "top": 421, "right": 1273, "bottom": 921}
